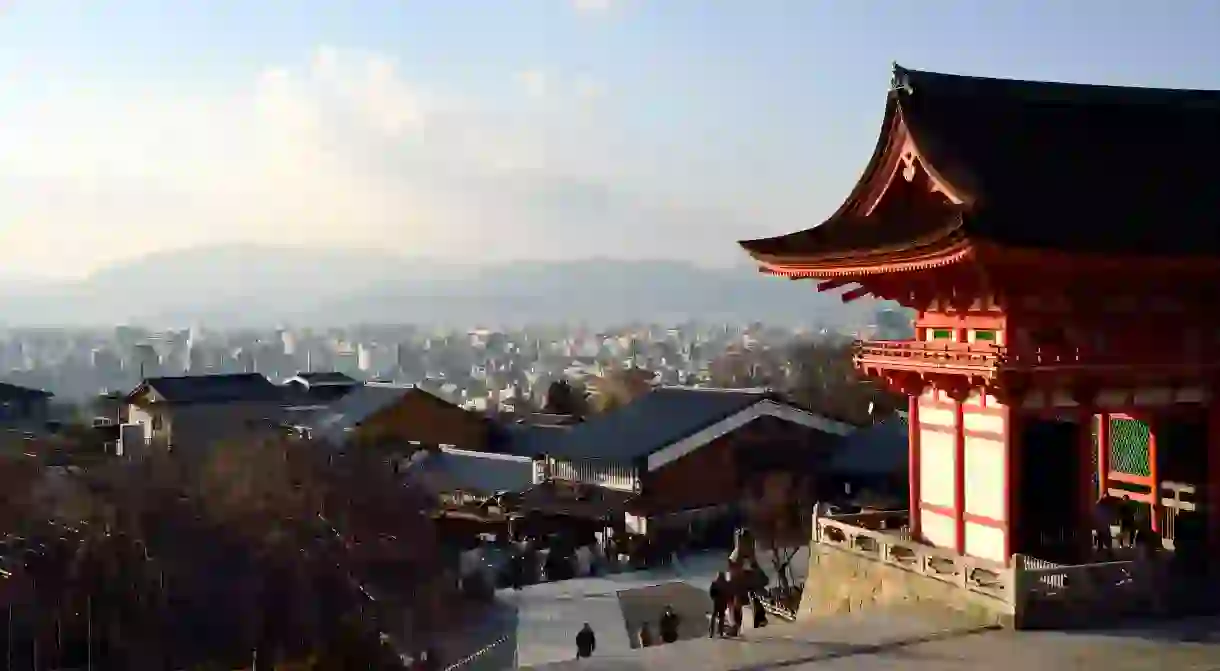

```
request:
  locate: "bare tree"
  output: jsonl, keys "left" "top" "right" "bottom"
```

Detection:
{"left": 785, "top": 338, "right": 902, "bottom": 425}
{"left": 542, "top": 379, "right": 590, "bottom": 417}
{"left": 589, "top": 367, "right": 654, "bottom": 413}
{"left": 744, "top": 471, "right": 810, "bottom": 600}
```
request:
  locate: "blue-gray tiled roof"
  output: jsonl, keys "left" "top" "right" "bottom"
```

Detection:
{"left": 138, "top": 374, "right": 281, "bottom": 404}
{"left": 537, "top": 387, "right": 774, "bottom": 462}
{"left": 827, "top": 413, "right": 908, "bottom": 477}
{"left": 413, "top": 447, "right": 535, "bottom": 496}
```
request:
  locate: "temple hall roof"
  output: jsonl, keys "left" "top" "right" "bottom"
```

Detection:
{"left": 740, "top": 65, "right": 1220, "bottom": 268}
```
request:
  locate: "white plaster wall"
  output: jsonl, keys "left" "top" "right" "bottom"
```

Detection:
{"left": 963, "top": 435, "right": 1005, "bottom": 522}
{"left": 965, "top": 523, "right": 1006, "bottom": 564}
{"left": 920, "top": 431, "right": 955, "bottom": 509}
{"left": 921, "top": 509, "right": 956, "bottom": 550}
{"left": 126, "top": 405, "right": 154, "bottom": 443}
{"left": 919, "top": 406, "right": 956, "bottom": 427}
{"left": 963, "top": 412, "right": 1003, "bottom": 434}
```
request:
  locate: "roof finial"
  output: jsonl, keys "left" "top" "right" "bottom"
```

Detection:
{"left": 890, "top": 63, "right": 913, "bottom": 95}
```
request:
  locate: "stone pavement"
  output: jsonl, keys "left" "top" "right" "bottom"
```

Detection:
{"left": 524, "top": 611, "right": 1220, "bottom": 670}
{"left": 510, "top": 551, "right": 728, "bottom": 667}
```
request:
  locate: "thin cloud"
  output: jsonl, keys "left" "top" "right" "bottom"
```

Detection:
{"left": 572, "top": 0, "right": 613, "bottom": 13}
{"left": 516, "top": 69, "right": 549, "bottom": 98}
{"left": 0, "top": 46, "right": 745, "bottom": 277}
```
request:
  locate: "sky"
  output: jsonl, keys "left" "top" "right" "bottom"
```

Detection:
{"left": 0, "top": 0, "right": 1218, "bottom": 279}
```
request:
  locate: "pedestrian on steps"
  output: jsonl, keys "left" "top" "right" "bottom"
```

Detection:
{"left": 659, "top": 605, "right": 680, "bottom": 643}
{"left": 709, "top": 571, "right": 728, "bottom": 638}
{"left": 576, "top": 622, "right": 596, "bottom": 658}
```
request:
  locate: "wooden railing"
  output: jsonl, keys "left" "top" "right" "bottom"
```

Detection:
{"left": 854, "top": 341, "right": 1001, "bottom": 372}
{"left": 854, "top": 339, "right": 1220, "bottom": 373}
{"left": 814, "top": 514, "right": 1013, "bottom": 608}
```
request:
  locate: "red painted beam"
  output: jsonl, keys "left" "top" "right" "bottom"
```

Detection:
{"left": 1096, "top": 413, "right": 1110, "bottom": 499}
{"left": 840, "top": 286, "right": 871, "bottom": 303}
{"left": 817, "top": 279, "right": 851, "bottom": 292}
{"left": 1148, "top": 423, "right": 1161, "bottom": 533}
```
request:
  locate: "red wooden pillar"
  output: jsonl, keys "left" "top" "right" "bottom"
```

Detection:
{"left": 1207, "top": 401, "right": 1220, "bottom": 553}
{"left": 1096, "top": 413, "right": 1110, "bottom": 499}
{"left": 1003, "top": 405, "right": 1020, "bottom": 563}
{"left": 1078, "top": 406, "right": 1096, "bottom": 555}
{"left": 953, "top": 396, "right": 967, "bottom": 555}
{"left": 908, "top": 393, "right": 922, "bottom": 542}
{"left": 1148, "top": 420, "right": 1161, "bottom": 534}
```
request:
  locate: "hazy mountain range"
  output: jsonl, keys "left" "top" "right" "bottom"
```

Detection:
{"left": 0, "top": 245, "right": 884, "bottom": 328}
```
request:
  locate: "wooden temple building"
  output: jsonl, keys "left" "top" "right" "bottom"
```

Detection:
{"left": 740, "top": 64, "right": 1220, "bottom": 567}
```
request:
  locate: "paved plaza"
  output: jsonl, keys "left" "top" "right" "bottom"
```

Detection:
{"left": 526, "top": 612, "right": 1220, "bottom": 670}
{"left": 441, "top": 546, "right": 1220, "bottom": 669}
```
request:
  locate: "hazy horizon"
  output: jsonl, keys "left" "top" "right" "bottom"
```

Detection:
{"left": 2, "top": 1, "right": 1218, "bottom": 279}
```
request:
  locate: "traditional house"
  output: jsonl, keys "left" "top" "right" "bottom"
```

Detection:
{"left": 0, "top": 382, "right": 51, "bottom": 425}
{"left": 123, "top": 374, "right": 285, "bottom": 453}
{"left": 516, "top": 386, "right": 858, "bottom": 536}
{"left": 304, "top": 382, "right": 496, "bottom": 453}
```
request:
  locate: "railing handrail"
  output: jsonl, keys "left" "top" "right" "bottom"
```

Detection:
{"left": 816, "top": 514, "right": 1166, "bottom": 627}
{"left": 443, "top": 634, "right": 511, "bottom": 671}
{"left": 855, "top": 338, "right": 1220, "bottom": 369}
{"left": 815, "top": 514, "right": 1013, "bottom": 609}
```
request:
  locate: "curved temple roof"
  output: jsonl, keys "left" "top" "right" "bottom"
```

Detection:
{"left": 740, "top": 64, "right": 1220, "bottom": 271}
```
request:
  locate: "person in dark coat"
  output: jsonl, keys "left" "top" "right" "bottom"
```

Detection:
{"left": 709, "top": 572, "right": 728, "bottom": 637}
{"left": 749, "top": 560, "right": 769, "bottom": 629}
{"left": 1116, "top": 494, "right": 1138, "bottom": 547}
{"left": 576, "top": 623, "right": 596, "bottom": 658}
{"left": 659, "top": 605, "right": 680, "bottom": 643}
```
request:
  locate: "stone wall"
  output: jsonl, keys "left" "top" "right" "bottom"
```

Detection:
{"left": 798, "top": 542, "right": 1011, "bottom": 628}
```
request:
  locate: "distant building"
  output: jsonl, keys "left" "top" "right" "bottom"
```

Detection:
{"left": 0, "top": 382, "right": 52, "bottom": 425}
{"left": 123, "top": 373, "right": 285, "bottom": 453}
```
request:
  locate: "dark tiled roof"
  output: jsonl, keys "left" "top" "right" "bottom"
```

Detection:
{"left": 535, "top": 387, "right": 774, "bottom": 462}
{"left": 0, "top": 382, "right": 52, "bottom": 400}
{"left": 826, "top": 413, "right": 908, "bottom": 477}
{"left": 411, "top": 447, "right": 535, "bottom": 496}
{"left": 310, "top": 383, "right": 417, "bottom": 442}
{"left": 741, "top": 65, "right": 1220, "bottom": 261}
{"left": 289, "top": 372, "right": 359, "bottom": 387}
{"left": 137, "top": 374, "right": 281, "bottom": 404}
{"left": 515, "top": 481, "right": 634, "bottom": 519}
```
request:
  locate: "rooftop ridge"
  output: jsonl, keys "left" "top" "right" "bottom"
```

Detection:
{"left": 440, "top": 446, "right": 534, "bottom": 463}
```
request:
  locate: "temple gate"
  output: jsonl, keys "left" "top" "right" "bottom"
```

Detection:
{"left": 739, "top": 64, "right": 1220, "bottom": 572}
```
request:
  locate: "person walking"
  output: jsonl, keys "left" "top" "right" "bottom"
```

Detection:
{"left": 709, "top": 572, "right": 728, "bottom": 638}
{"left": 726, "top": 561, "right": 745, "bottom": 637}
{"left": 638, "top": 621, "right": 655, "bottom": 648}
{"left": 1117, "top": 494, "right": 1138, "bottom": 547}
{"left": 659, "top": 605, "right": 680, "bottom": 643}
{"left": 749, "top": 560, "right": 769, "bottom": 629}
{"left": 1092, "top": 496, "right": 1115, "bottom": 555}
{"left": 576, "top": 622, "right": 596, "bottom": 659}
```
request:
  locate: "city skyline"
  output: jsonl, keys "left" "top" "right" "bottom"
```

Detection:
{"left": 1, "top": 1, "right": 1218, "bottom": 278}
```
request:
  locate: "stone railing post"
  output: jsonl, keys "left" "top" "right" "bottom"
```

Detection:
{"left": 1008, "top": 553, "right": 1029, "bottom": 628}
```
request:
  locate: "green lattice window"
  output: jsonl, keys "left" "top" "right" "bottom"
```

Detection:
{"left": 931, "top": 329, "right": 953, "bottom": 340}
{"left": 973, "top": 329, "right": 997, "bottom": 342}
{"left": 1109, "top": 417, "right": 1151, "bottom": 477}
